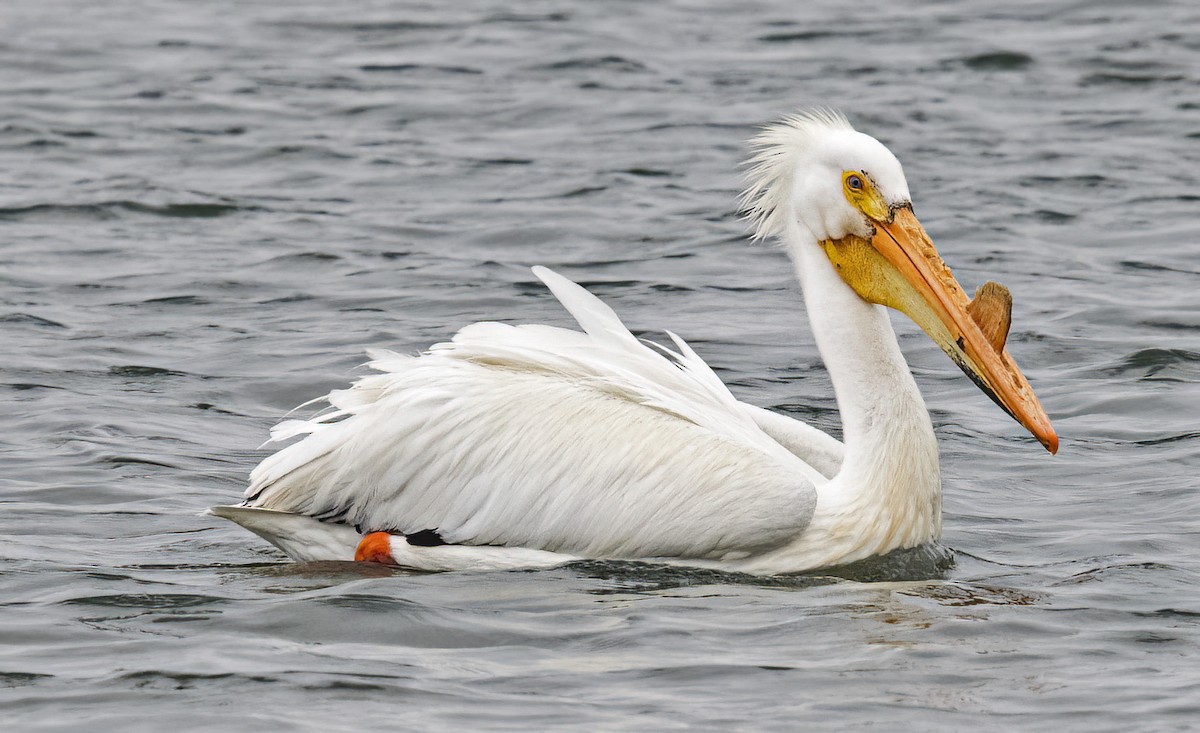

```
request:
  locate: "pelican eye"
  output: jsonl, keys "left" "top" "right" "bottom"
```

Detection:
{"left": 842, "top": 170, "right": 889, "bottom": 220}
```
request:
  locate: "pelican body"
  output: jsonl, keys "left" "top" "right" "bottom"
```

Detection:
{"left": 212, "top": 111, "right": 1057, "bottom": 575}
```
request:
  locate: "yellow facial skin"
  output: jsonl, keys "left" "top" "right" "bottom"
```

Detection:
{"left": 841, "top": 170, "right": 891, "bottom": 223}
{"left": 821, "top": 172, "right": 1058, "bottom": 454}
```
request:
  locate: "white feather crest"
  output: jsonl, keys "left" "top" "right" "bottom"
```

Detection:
{"left": 740, "top": 108, "right": 853, "bottom": 241}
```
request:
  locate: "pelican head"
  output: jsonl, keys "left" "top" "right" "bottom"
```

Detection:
{"left": 743, "top": 110, "right": 1057, "bottom": 454}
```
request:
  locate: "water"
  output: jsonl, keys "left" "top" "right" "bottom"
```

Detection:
{"left": 2, "top": 0, "right": 1199, "bottom": 729}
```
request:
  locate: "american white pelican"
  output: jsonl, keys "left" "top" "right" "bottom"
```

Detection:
{"left": 211, "top": 110, "right": 1057, "bottom": 575}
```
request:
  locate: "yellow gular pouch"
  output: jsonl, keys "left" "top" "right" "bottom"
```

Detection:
{"left": 823, "top": 170, "right": 962, "bottom": 358}
{"left": 818, "top": 231, "right": 953, "bottom": 350}
{"left": 819, "top": 229, "right": 1010, "bottom": 421}
{"left": 822, "top": 168, "right": 937, "bottom": 335}
{"left": 817, "top": 194, "right": 1056, "bottom": 448}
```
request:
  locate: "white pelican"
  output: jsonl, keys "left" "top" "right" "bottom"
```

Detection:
{"left": 211, "top": 110, "right": 1057, "bottom": 575}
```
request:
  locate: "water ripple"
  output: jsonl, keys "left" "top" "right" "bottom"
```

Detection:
{"left": 1, "top": 0, "right": 1198, "bottom": 729}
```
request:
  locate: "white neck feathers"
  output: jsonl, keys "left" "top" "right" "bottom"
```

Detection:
{"left": 762, "top": 220, "right": 942, "bottom": 570}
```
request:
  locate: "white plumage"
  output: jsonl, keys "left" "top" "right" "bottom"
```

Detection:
{"left": 212, "top": 110, "right": 1056, "bottom": 575}
{"left": 236, "top": 266, "right": 822, "bottom": 560}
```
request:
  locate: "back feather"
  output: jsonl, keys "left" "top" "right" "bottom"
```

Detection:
{"left": 241, "top": 267, "right": 824, "bottom": 558}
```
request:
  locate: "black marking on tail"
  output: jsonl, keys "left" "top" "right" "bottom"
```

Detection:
{"left": 350, "top": 526, "right": 449, "bottom": 547}
{"left": 406, "top": 529, "right": 447, "bottom": 547}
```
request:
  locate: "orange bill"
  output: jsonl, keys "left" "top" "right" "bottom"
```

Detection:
{"left": 821, "top": 206, "right": 1058, "bottom": 454}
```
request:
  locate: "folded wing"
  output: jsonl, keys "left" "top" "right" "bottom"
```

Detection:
{"left": 243, "top": 268, "right": 828, "bottom": 560}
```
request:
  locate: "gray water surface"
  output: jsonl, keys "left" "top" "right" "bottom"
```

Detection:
{"left": 2, "top": 0, "right": 1199, "bottom": 730}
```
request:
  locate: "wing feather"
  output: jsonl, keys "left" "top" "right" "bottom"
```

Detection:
{"left": 244, "top": 268, "right": 828, "bottom": 559}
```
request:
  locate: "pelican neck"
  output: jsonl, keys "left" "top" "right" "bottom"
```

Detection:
{"left": 781, "top": 222, "right": 940, "bottom": 493}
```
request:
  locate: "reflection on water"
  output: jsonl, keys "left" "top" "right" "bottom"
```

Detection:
{"left": 213, "top": 559, "right": 403, "bottom": 594}
{"left": 569, "top": 560, "right": 837, "bottom": 595}
{"left": 570, "top": 543, "right": 956, "bottom": 594}
{"left": 901, "top": 582, "right": 1038, "bottom": 608}
{"left": 817, "top": 544, "right": 957, "bottom": 583}
{"left": 570, "top": 548, "right": 1037, "bottom": 615}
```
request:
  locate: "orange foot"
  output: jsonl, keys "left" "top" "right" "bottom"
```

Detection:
{"left": 355, "top": 531, "right": 394, "bottom": 564}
